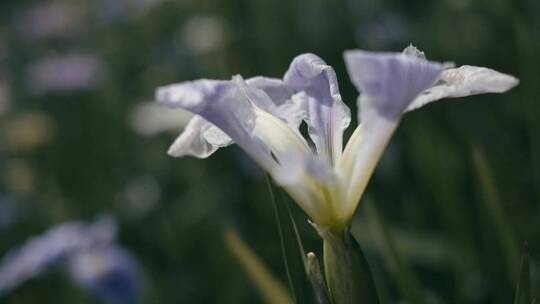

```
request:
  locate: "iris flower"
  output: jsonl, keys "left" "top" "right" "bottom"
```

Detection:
{"left": 157, "top": 45, "right": 518, "bottom": 231}
{"left": 0, "top": 216, "right": 141, "bottom": 303}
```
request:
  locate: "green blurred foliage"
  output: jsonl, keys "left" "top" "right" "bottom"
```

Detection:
{"left": 0, "top": 0, "right": 538, "bottom": 303}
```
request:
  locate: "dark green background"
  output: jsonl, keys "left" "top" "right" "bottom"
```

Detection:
{"left": 0, "top": 0, "right": 538, "bottom": 303}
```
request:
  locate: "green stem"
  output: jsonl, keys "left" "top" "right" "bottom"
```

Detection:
{"left": 321, "top": 227, "right": 380, "bottom": 304}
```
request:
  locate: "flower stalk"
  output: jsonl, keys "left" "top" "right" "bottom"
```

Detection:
{"left": 319, "top": 226, "right": 379, "bottom": 304}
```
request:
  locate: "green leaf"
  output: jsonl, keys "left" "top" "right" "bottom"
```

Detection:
{"left": 471, "top": 146, "right": 521, "bottom": 280}
{"left": 513, "top": 243, "right": 532, "bottom": 304}
{"left": 321, "top": 228, "right": 380, "bottom": 304}
{"left": 224, "top": 227, "right": 294, "bottom": 304}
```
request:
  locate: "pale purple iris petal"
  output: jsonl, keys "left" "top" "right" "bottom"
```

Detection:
{"left": 167, "top": 115, "right": 231, "bottom": 158}
{"left": 27, "top": 55, "right": 105, "bottom": 94}
{"left": 274, "top": 94, "right": 306, "bottom": 132}
{"left": 406, "top": 65, "right": 519, "bottom": 112}
{"left": 283, "top": 54, "right": 351, "bottom": 165}
{"left": 0, "top": 216, "right": 116, "bottom": 295}
{"left": 247, "top": 76, "right": 306, "bottom": 132}
{"left": 16, "top": 3, "right": 85, "bottom": 42}
{"left": 344, "top": 50, "right": 443, "bottom": 123}
{"left": 246, "top": 76, "right": 295, "bottom": 106}
{"left": 156, "top": 77, "right": 274, "bottom": 168}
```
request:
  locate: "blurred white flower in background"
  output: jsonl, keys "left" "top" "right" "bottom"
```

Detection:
{"left": 182, "top": 16, "right": 229, "bottom": 54}
{"left": 26, "top": 55, "right": 105, "bottom": 95}
{"left": 129, "top": 102, "right": 193, "bottom": 137}
{"left": 15, "top": 3, "right": 86, "bottom": 42}
{"left": 122, "top": 174, "right": 161, "bottom": 220}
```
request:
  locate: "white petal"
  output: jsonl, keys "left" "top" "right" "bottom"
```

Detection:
{"left": 405, "top": 65, "right": 519, "bottom": 112}
{"left": 402, "top": 44, "right": 426, "bottom": 59}
{"left": 204, "top": 125, "right": 232, "bottom": 147}
{"left": 344, "top": 49, "right": 443, "bottom": 123}
{"left": 167, "top": 115, "right": 231, "bottom": 158}
{"left": 340, "top": 119, "right": 398, "bottom": 220}
{"left": 283, "top": 53, "right": 351, "bottom": 165}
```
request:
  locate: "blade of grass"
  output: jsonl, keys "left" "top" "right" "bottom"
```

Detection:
{"left": 224, "top": 227, "right": 294, "bottom": 304}
{"left": 513, "top": 243, "right": 532, "bottom": 304}
{"left": 365, "top": 202, "right": 428, "bottom": 304}
{"left": 265, "top": 174, "right": 306, "bottom": 303}
{"left": 277, "top": 187, "right": 334, "bottom": 304}
{"left": 279, "top": 188, "right": 308, "bottom": 271}
{"left": 471, "top": 146, "right": 521, "bottom": 280}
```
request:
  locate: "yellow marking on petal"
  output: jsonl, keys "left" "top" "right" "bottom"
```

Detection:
{"left": 252, "top": 109, "right": 335, "bottom": 224}
{"left": 253, "top": 109, "right": 311, "bottom": 159}
{"left": 339, "top": 119, "right": 397, "bottom": 220}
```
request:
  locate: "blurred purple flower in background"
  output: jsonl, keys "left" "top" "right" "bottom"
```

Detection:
{"left": 26, "top": 55, "right": 106, "bottom": 95}
{"left": 95, "top": 0, "right": 169, "bottom": 24}
{"left": 68, "top": 246, "right": 141, "bottom": 303}
{"left": 0, "top": 216, "right": 142, "bottom": 303}
{"left": 15, "top": 3, "right": 86, "bottom": 42}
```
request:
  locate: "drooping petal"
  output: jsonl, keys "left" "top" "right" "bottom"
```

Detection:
{"left": 156, "top": 77, "right": 275, "bottom": 169}
{"left": 283, "top": 53, "right": 351, "bottom": 165}
{"left": 167, "top": 115, "right": 232, "bottom": 158}
{"left": 405, "top": 65, "right": 519, "bottom": 112}
{"left": 344, "top": 49, "right": 443, "bottom": 123}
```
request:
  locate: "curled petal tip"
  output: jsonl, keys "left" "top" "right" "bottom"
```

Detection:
{"left": 442, "top": 65, "right": 519, "bottom": 94}
{"left": 165, "top": 116, "right": 230, "bottom": 159}
{"left": 283, "top": 53, "right": 328, "bottom": 90}
{"left": 402, "top": 44, "right": 426, "bottom": 59}
{"left": 489, "top": 74, "right": 519, "bottom": 93}
{"left": 406, "top": 65, "right": 519, "bottom": 112}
